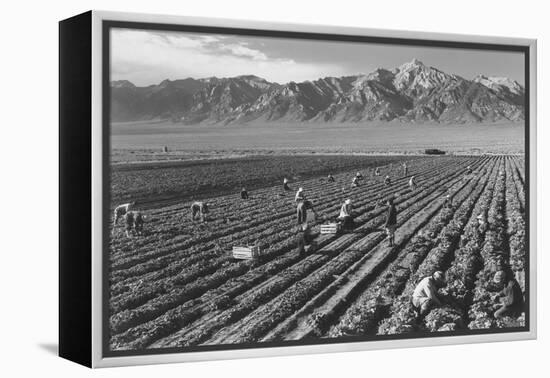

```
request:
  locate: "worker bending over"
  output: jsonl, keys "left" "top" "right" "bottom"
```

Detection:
{"left": 296, "top": 199, "right": 317, "bottom": 224}
{"left": 327, "top": 174, "right": 335, "bottom": 183}
{"left": 409, "top": 176, "right": 416, "bottom": 191}
{"left": 241, "top": 187, "right": 249, "bottom": 199}
{"left": 338, "top": 199, "right": 355, "bottom": 231}
{"left": 412, "top": 271, "right": 446, "bottom": 317}
{"left": 384, "top": 175, "right": 391, "bottom": 186}
{"left": 283, "top": 178, "right": 291, "bottom": 191}
{"left": 191, "top": 201, "right": 209, "bottom": 222}
{"left": 114, "top": 201, "right": 136, "bottom": 223}
{"left": 351, "top": 176, "right": 359, "bottom": 188}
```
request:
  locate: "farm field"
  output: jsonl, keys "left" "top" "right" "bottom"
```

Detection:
{"left": 110, "top": 121, "right": 525, "bottom": 163}
{"left": 108, "top": 154, "right": 526, "bottom": 351}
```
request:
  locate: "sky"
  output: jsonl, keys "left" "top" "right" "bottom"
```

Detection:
{"left": 110, "top": 28, "right": 525, "bottom": 87}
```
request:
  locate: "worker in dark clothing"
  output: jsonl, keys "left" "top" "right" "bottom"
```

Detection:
{"left": 444, "top": 194, "right": 453, "bottom": 208}
{"left": 384, "top": 198, "right": 397, "bottom": 246}
{"left": 493, "top": 270, "right": 524, "bottom": 318}
{"left": 327, "top": 174, "right": 335, "bottom": 183}
{"left": 466, "top": 165, "right": 473, "bottom": 175}
{"left": 384, "top": 175, "right": 391, "bottom": 186}
{"left": 191, "top": 201, "right": 209, "bottom": 222}
{"left": 296, "top": 199, "right": 317, "bottom": 224}
{"left": 296, "top": 222, "right": 315, "bottom": 257}
{"left": 283, "top": 178, "right": 291, "bottom": 191}
{"left": 124, "top": 211, "right": 135, "bottom": 237}
{"left": 241, "top": 187, "right": 249, "bottom": 199}
{"left": 355, "top": 171, "right": 364, "bottom": 180}
{"left": 133, "top": 211, "right": 145, "bottom": 236}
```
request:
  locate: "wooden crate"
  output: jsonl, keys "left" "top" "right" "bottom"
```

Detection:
{"left": 321, "top": 223, "right": 340, "bottom": 234}
{"left": 232, "top": 245, "right": 261, "bottom": 260}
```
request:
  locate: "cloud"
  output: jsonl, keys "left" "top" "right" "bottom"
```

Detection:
{"left": 218, "top": 43, "right": 268, "bottom": 61}
{"left": 110, "top": 29, "right": 346, "bottom": 85}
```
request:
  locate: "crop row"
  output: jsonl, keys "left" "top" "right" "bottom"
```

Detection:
{"left": 326, "top": 158, "right": 495, "bottom": 337}
{"left": 376, "top": 158, "right": 503, "bottom": 335}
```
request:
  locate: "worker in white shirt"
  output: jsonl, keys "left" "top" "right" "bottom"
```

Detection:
{"left": 412, "top": 271, "right": 446, "bottom": 317}
{"left": 338, "top": 199, "right": 355, "bottom": 231}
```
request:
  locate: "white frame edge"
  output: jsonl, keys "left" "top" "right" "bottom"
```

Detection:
{"left": 90, "top": 10, "right": 537, "bottom": 368}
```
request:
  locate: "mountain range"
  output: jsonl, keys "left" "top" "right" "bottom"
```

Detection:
{"left": 111, "top": 59, "right": 525, "bottom": 124}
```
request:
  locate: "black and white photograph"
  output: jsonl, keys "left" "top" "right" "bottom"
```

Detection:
{"left": 105, "top": 22, "right": 530, "bottom": 357}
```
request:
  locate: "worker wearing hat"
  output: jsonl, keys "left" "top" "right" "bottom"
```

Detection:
{"left": 412, "top": 271, "right": 447, "bottom": 317}
{"left": 493, "top": 270, "right": 524, "bottom": 318}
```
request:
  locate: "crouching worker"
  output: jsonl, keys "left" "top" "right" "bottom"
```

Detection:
{"left": 296, "top": 222, "right": 315, "bottom": 257}
{"left": 412, "top": 271, "right": 446, "bottom": 317}
{"left": 241, "top": 187, "right": 249, "bottom": 199}
{"left": 338, "top": 199, "right": 355, "bottom": 231}
{"left": 493, "top": 270, "right": 524, "bottom": 319}
{"left": 191, "top": 201, "right": 209, "bottom": 222}
{"left": 327, "top": 174, "right": 335, "bottom": 183}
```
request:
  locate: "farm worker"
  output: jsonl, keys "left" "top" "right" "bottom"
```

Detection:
{"left": 114, "top": 201, "right": 136, "bottom": 223}
{"left": 351, "top": 176, "right": 359, "bottom": 188}
{"left": 466, "top": 165, "right": 473, "bottom": 175}
{"left": 384, "top": 175, "right": 391, "bottom": 186}
{"left": 124, "top": 211, "right": 135, "bottom": 238}
{"left": 296, "top": 199, "right": 317, "bottom": 224}
{"left": 493, "top": 270, "right": 524, "bottom": 318}
{"left": 241, "top": 187, "right": 249, "bottom": 199}
{"left": 403, "top": 162, "right": 408, "bottom": 176}
{"left": 409, "top": 176, "right": 416, "bottom": 191}
{"left": 355, "top": 171, "right": 364, "bottom": 180}
{"left": 295, "top": 187, "right": 306, "bottom": 202}
{"left": 283, "top": 178, "right": 291, "bottom": 191}
{"left": 412, "top": 271, "right": 446, "bottom": 317}
{"left": 338, "top": 199, "right": 355, "bottom": 230}
{"left": 296, "top": 222, "right": 315, "bottom": 257}
{"left": 444, "top": 194, "right": 453, "bottom": 208}
{"left": 133, "top": 211, "right": 145, "bottom": 236}
{"left": 191, "top": 201, "right": 209, "bottom": 222}
{"left": 327, "top": 174, "right": 335, "bottom": 183}
{"left": 476, "top": 213, "right": 485, "bottom": 227}
{"left": 384, "top": 198, "right": 397, "bottom": 246}
{"left": 375, "top": 167, "right": 381, "bottom": 176}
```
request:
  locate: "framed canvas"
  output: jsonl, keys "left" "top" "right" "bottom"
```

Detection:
{"left": 59, "top": 10, "right": 537, "bottom": 368}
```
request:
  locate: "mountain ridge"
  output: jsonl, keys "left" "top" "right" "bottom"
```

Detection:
{"left": 111, "top": 59, "right": 525, "bottom": 124}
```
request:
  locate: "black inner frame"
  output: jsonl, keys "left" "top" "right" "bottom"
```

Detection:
{"left": 102, "top": 20, "right": 531, "bottom": 358}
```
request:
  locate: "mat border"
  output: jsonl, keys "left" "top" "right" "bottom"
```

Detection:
{"left": 90, "top": 10, "right": 537, "bottom": 368}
